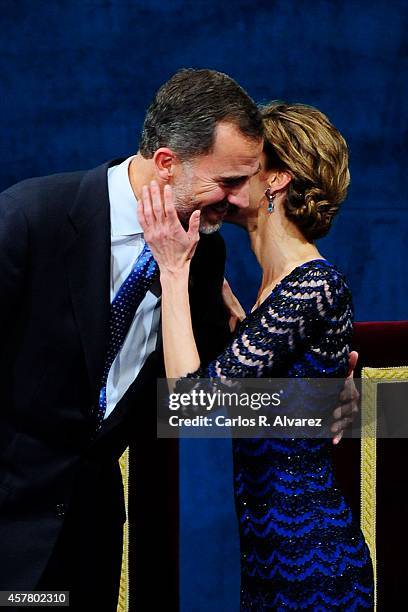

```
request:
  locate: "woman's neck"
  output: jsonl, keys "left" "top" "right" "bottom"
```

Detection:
{"left": 249, "top": 196, "right": 323, "bottom": 309}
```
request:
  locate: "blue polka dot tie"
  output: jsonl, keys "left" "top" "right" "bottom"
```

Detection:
{"left": 95, "top": 242, "right": 159, "bottom": 431}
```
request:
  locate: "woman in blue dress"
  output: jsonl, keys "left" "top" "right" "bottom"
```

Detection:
{"left": 139, "top": 102, "right": 374, "bottom": 610}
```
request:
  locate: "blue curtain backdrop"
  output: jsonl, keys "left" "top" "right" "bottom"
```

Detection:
{"left": 1, "top": 1, "right": 406, "bottom": 610}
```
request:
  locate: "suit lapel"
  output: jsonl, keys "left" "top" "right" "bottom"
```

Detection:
{"left": 65, "top": 161, "right": 116, "bottom": 399}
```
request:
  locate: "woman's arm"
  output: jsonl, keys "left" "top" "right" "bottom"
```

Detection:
{"left": 222, "top": 277, "right": 247, "bottom": 332}
{"left": 138, "top": 181, "right": 202, "bottom": 378}
{"left": 160, "top": 267, "right": 201, "bottom": 378}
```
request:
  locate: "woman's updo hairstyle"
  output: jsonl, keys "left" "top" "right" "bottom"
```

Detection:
{"left": 261, "top": 102, "right": 350, "bottom": 241}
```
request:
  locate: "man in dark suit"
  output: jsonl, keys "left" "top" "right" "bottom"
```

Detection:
{"left": 0, "top": 69, "right": 264, "bottom": 611}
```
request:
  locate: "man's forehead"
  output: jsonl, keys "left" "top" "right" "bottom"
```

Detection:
{"left": 189, "top": 122, "right": 263, "bottom": 177}
{"left": 206, "top": 126, "right": 262, "bottom": 163}
{"left": 207, "top": 147, "right": 262, "bottom": 174}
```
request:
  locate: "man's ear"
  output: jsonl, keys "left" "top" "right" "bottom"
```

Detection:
{"left": 152, "top": 148, "right": 178, "bottom": 182}
{"left": 268, "top": 170, "right": 292, "bottom": 193}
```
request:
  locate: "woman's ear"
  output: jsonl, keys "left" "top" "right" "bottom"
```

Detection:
{"left": 268, "top": 170, "right": 292, "bottom": 193}
{"left": 153, "top": 148, "right": 178, "bottom": 182}
{"left": 278, "top": 170, "right": 293, "bottom": 191}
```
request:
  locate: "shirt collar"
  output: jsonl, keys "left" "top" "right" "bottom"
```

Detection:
{"left": 108, "top": 156, "right": 143, "bottom": 236}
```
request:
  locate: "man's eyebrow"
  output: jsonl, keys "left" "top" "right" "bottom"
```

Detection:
{"left": 216, "top": 175, "right": 247, "bottom": 182}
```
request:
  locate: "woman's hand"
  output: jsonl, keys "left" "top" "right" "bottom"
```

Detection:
{"left": 138, "top": 180, "right": 201, "bottom": 276}
{"left": 331, "top": 351, "right": 360, "bottom": 444}
{"left": 222, "top": 277, "right": 246, "bottom": 332}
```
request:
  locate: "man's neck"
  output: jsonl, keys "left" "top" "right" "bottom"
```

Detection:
{"left": 128, "top": 153, "right": 157, "bottom": 202}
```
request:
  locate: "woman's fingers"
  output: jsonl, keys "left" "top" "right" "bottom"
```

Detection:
{"left": 142, "top": 182, "right": 177, "bottom": 227}
{"left": 186, "top": 210, "right": 201, "bottom": 259}
{"left": 141, "top": 184, "right": 154, "bottom": 226}
{"left": 150, "top": 180, "right": 164, "bottom": 222}
{"left": 137, "top": 197, "right": 147, "bottom": 231}
{"left": 163, "top": 184, "right": 179, "bottom": 223}
{"left": 331, "top": 415, "right": 353, "bottom": 434}
{"left": 187, "top": 209, "right": 201, "bottom": 239}
{"left": 347, "top": 350, "right": 358, "bottom": 377}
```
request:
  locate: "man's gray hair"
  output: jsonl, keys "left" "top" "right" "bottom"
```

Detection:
{"left": 139, "top": 68, "right": 263, "bottom": 161}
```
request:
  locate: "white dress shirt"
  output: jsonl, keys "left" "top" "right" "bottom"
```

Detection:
{"left": 105, "top": 156, "right": 161, "bottom": 419}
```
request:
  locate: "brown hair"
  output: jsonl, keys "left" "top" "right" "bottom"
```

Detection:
{"left": 261, "top": 102, "right": 350, "bottom": 241}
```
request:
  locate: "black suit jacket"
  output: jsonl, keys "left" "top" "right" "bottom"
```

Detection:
{"left": 0, "top": 160, "right": 231, "bottom": 593}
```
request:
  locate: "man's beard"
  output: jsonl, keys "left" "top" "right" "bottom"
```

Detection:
{"left": 172, "top": 164, "right": 222, "bottom": 235}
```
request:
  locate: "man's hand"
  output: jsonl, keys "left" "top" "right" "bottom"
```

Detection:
{"left": 222, "top": 278, "right": 246, "bottom": 333}
{"left": 331, "top": 351, "right": 360, "bottom": 445}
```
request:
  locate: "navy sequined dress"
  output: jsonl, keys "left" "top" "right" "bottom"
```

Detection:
{"left": 186, "top": 260, "right": 374, "bottom": 611}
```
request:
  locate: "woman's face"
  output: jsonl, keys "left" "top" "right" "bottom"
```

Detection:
{"left": 224, "top": 152, "right": 270, "bottom": 229}
{"left": 249, "top": 152, "right": 270, "bottom": 210}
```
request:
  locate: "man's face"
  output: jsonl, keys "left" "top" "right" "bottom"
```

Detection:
{"left": 171, "top": 122, "right": 263, "bottom": 233}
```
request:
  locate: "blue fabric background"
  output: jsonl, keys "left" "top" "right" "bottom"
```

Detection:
{"left": 1, "top": 1, "right": 406, "bottom": 609}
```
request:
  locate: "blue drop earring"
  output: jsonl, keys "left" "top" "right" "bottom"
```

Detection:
{"left": 265, "top": 187, "right": 276, "bottom": 213}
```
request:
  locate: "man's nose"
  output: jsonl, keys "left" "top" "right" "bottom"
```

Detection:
{"left": 227, "top": 182, "right": 250, "bottom": 208}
